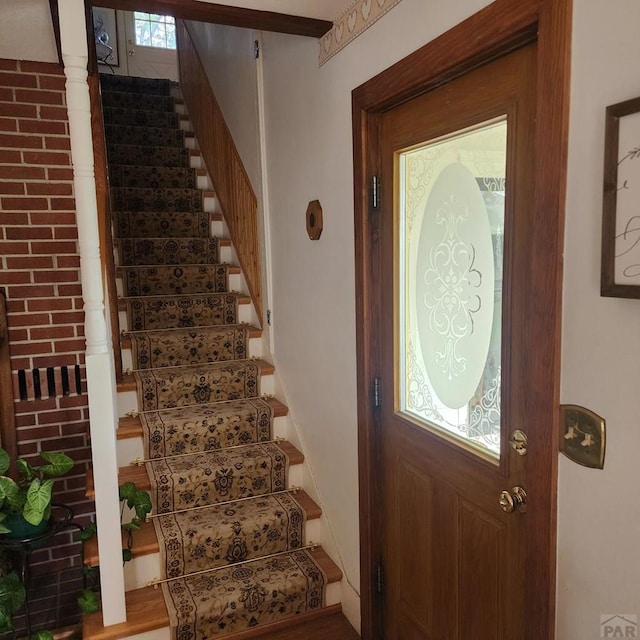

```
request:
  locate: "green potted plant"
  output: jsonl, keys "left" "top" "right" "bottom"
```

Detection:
{"left": 0, "top": 448, "right": 74, "bottom": 538}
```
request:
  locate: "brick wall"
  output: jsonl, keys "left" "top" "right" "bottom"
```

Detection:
{"left": 0, "top": 58, "right": 94, "bottom": 580}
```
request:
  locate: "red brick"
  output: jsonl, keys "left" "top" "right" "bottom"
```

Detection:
{"left": 7, "top": 313, "right": 49, "bottom": 327}
{"left": 1, "top": 196, "right": 48, "bottom": 210}
{"left": 0, "top": 212, "right": 29, "bottom": 225}
{"left": 45, "top": 137, "right": 71, "bottom": 151}
{"left": 31, "top": 326, "right": 75, "bottom": 340}
{"left": 0, "top": 72, "right": 38, "bottom": 88}
{"left": 62, "top": 421, "right": 89, "bottom": 435}
{"left": 54, "top": 339, "right": 85, "bottom": 353}
{"left": 14, "top": 89, "right": 63, "bottom": 105}
{"left": 38, "top": 75, "right": 66, "bottom": 91}
{"left": 5, "top": 299, "right": 25, "bottom": 312}
{"left": 6, "top": 227, "right": 53, "bottom": 240}
{"left": 0, "top": 118, "right": 17, "bottom": 131}
{"left": 10, "top": 341, "right": 53, "bottom": 356}
{"left": 27, "top": 298, "right": 72, "bottom": 312}
{"left": 32, "top": 354, "right": 78, "bottom": 368}
{"left": 26, "top": 182, "right": 73, "bottom": 196}
{"left": 6, "top": 256, "right": 53, "bottom": 269}
{"left": 0, "top": 149, "right": 20, "bottom": 163}
{"left": 20, "top": 61, "right": 63, "bottom": 74}
{"left": 30, "top": 211, "right": 76, "bottom": 225}
{"left": 0, "top": 271, "right": 31, "bottom": 285}
{"left": 0, "top": 182, "right": 25, "bottom": 194}
{"left": 52, "top": 311, "right": 84, "bottom": 324}
{"left": 34, "top": 270, "right": 76, "bottom": 284}
{"left": 46, "top": 167, "right": 72, "bottom": 181}
{"left": 18, "top": 426, "right": 61, "bottom": 440}
{"left": 50, "top": 197, "right": 76, "bottom": 210}
{"left": 8, "top": 328, "right": 28, "bottom": 341}
{"left": 58, "top": 395, "right": 88, "bottom": 410}
{"left": 37, "top": 409, "right": 82, "bottom": 425}
{"left": 0, "top": 88, "right": 15, "bottom": 101}
{"left": 6, "top": 284, "right": 55, "bottom": 298}
{"left": 0, "top": 241, "right": 29, "bottom": 255}
{"left": 14, "top": 413, "right": 36, "bottom": 427}
{"left": 17, "top": 442, "right": 38, "bottom": 455}
{"left": 0, "top": 102, "right": 37, "bottom": 118}
{"left": 38, "top": 106, "right": 68, "bottom": 121}
{"left": 0, "top": 133, "right": 42, "bottom": 148}
{"left": 18, "top": 119, "right": 66, "bottom": 135}
{"left": 56, "top": 256, "right": 80, "bottom": 268}
{"left": 0, "top": 60, "right": 18, "bottom": 71}
{"left": 53, "top": 227, "right": 78, "bottom": 240}
{"left": 0, "top": 165, "right": 45, "bottom": 179}
{"left": 31, "top": 241, "right": 76, "bottom": 254}
{"left": 23, "top": 151, "right": 69, "bottom": 165}
{"left": 58, "top": 284, "right": 84, "bottom": 296}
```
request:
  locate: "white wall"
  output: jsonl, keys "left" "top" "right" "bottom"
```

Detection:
{"left": 0, "top": 0, "right": 57, "bottom": 63}
{"left": 557, "top": 1, "right": 640, "bottom": 637}
{"left": 261, "top": 0, "right": 493, "bottom": 629}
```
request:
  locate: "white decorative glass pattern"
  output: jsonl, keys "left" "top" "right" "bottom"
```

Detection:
{"left": 397, "top": 117, "right": 507, "bottom": 457}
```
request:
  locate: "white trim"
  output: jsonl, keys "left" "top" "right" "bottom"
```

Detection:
{"left": 59, "top": 0, "right": 126, "bottom": 625}
{"left": 255, "top": 31, "right": 276, "bottom": 351}
{"left": 319, "top": 0, "right": 404, "bottom": 65}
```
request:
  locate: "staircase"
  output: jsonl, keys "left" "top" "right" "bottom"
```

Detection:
{"left": 83, "top": 74, "right": 350, "bottom": 640}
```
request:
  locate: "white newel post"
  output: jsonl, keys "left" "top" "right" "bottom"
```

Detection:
{"left": 58, "top": 1, "right": 127, "bottom": 625}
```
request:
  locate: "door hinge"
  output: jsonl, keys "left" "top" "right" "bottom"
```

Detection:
{"left": 267, "top": 309, "right": 271, "bottom": 326}
{"left": 254, "top": 40, "right": 260, "bottom": 59}
{"left": 376, "top": 563, "right": 384, "bottom": 595}
{"left": 373, "top": 376, "right": 382, "bottom": 408}
{"left": 371, "top": 175, "right": 380, "bottom": 210}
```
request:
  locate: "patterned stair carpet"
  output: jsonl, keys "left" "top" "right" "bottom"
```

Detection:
{"left": 101, "top": 74, "right": 327, "bottom": 638}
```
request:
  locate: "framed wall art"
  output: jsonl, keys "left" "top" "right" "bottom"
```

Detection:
{"left": 602, "top": 96, "right": 640, "bottom": 298}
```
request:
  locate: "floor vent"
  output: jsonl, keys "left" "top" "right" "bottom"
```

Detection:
{"left": 17, "top": 365, "right": 84, "bottom": 401}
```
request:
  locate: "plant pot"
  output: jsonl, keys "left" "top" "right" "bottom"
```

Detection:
{"left": 2, "top": 513, "right": 48, "bottom": 540}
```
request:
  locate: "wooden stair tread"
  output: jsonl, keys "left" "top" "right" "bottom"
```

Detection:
{"left": 120, "top": 325, "right": 261, "bottom": 349}
{"left": 83, "top": 550, "right": 342, "bottom": 640}
{"left": 83, "top": 489, "right": 321, "bottom": 566}
{"left": 117, "top": 292, "right": 251, "bottom": 311}
{"left": 117, "top": 397, "right": 289, "bottom": 439}
{"left": 116, "top": 359, "right": 275, "bottom": 392}
{"left": 86, "top": 439, "right": 303, "bottom": 498}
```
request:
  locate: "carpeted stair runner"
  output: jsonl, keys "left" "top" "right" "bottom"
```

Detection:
{"left": 124, "top": 292, "right": 240, "bottom": 331}
{"left": 141, "top": 399, "right": 273, "bottom": 458}
{"left": 99, "top": 73, "right": 330, "bottom": 638}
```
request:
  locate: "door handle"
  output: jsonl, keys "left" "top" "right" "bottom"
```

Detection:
{"left": 499, "top": 486, "right": 527, "bottom": 513}
{"left": 128, "top": 50, "right": 135, "bottom": 56}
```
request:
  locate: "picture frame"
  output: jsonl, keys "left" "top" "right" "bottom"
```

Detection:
{"left": 601, "top": 96, "right": 640, "bottom": 298}
{"left": 92, "top": 7, "right": 119, "bottom": 68}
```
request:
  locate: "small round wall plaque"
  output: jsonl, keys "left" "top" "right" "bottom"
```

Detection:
{"left": 306, "top": 200, "right": 323, "bottom": 240}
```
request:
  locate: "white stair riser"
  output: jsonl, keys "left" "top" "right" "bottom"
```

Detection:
{"left": 116, "top": 413, "right": 289, "bottom": 465}
{"left": 124, "top": 517, "right": 323, "bottom": 591}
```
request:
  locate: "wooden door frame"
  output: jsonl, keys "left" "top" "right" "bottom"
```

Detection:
{"left": 352, "top": 1, "right": 572, "bottom": 638}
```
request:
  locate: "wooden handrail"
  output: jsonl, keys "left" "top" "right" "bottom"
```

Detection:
{"left": 85, "top": 3, "right": 123, "bottom": 381}
{"left": 177, "top": 21, "right": 263, "bottom": 326}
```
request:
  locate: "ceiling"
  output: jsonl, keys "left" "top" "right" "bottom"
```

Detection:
{"left": 0, "top": 0, "right": 346, "bottom": 63}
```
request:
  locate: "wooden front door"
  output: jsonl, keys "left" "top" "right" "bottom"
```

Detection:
{"left": 373, "top": 43, "right": 544, "bottom": 639}
{"left": 354, "top": 3, "right": 571, "bottom": 639}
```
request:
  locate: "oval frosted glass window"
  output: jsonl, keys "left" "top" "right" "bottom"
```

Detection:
{"left": 416, "top": 162, "right": 495, "bottom": 409}
{"left": 397, "top": 117, "right": 506, "bottom": 458}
